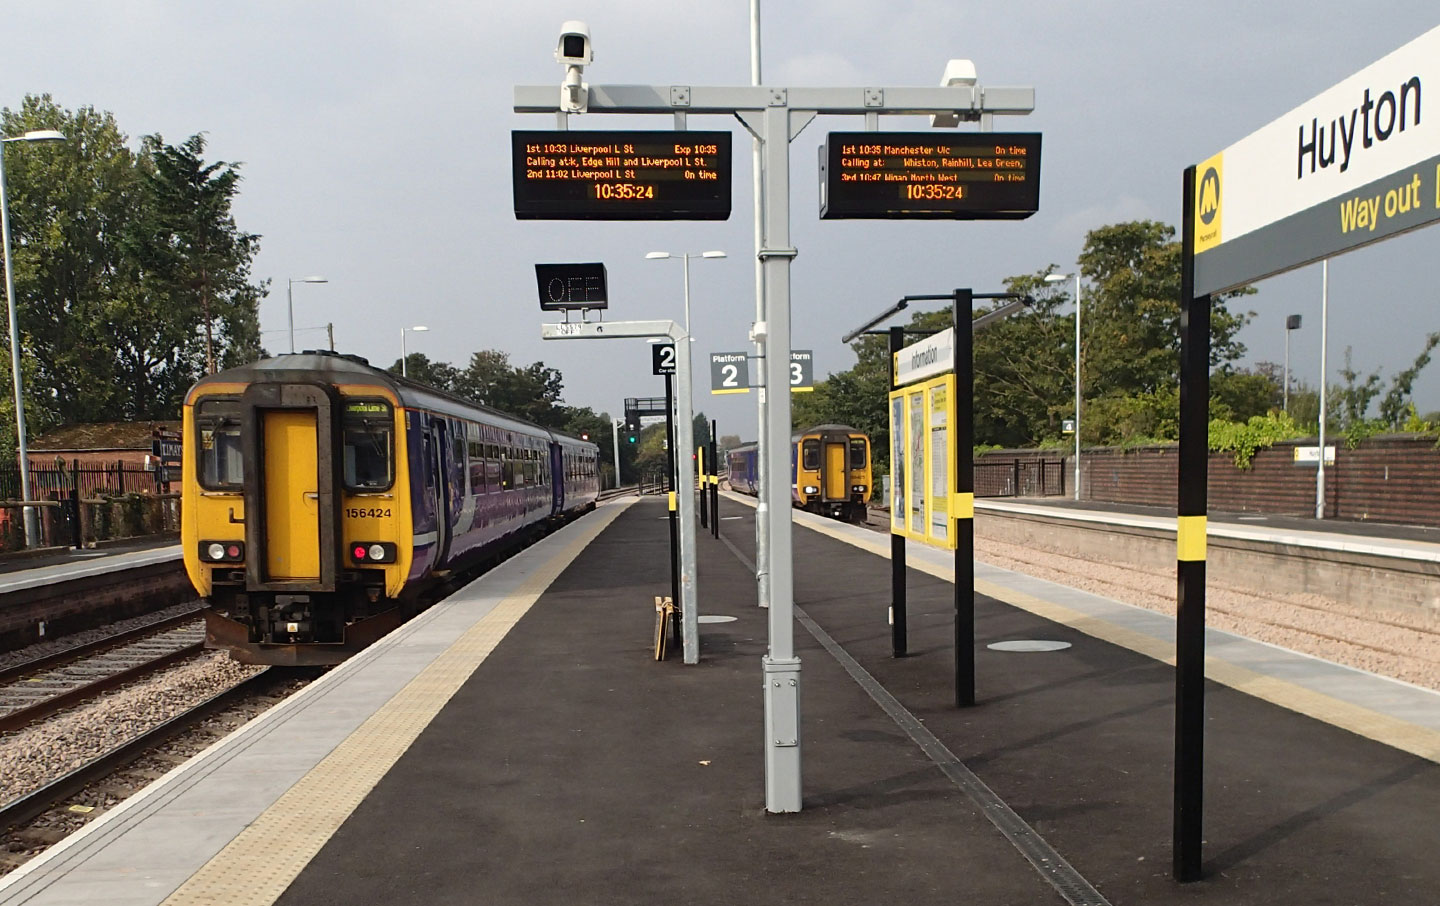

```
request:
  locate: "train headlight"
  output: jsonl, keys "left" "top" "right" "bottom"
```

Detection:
{"left": 803, "top": 486, "right": 818, "bottom": 494}
{"left": 200, "top": 541, "right": 244, "bottom": 562}
{"left": 853, "top": 485, "right": 867, "bottom": 493}
{"left": 351, "top": 541, "right": 397, "bottom": 564}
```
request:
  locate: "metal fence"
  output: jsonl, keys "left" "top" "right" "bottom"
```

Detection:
{"left": 974, "top": 458, "right": 1067, "bottom": 498}
{"left": 0, "top": 460, "right": 168, "bottom": 502}
{"left": 0, "top": 461, "right": 176, "bottom": 553}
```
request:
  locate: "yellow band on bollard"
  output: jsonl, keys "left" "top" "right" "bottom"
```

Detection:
{"left": 1177, "top": 515, "right": 1207, "bottom": 561}
{"left": 668, "top": 491, "right": 677, "bottom": 511}
{"left": 952, "top": 492, "right": 974, "bottom": 520}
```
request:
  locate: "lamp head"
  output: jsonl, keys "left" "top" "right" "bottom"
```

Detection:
{"left": 17, "top": 130, "right": 66, "bottom": 143}
{"left": 1044, "top": 274, "right": 1070, "bottom": 284}
{"left": 410, "top": 325, "right": 429, "bottom": 332}
{"left": 701, "top": 251, "right": 727, "bottom": 259}
{"left": 644, "top": 252, "right": 670, "bottom": 260}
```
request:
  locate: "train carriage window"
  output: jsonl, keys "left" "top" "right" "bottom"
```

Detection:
{"left": 342, "top": 400, "right": 394, "bottom": 491}
{"left": 196, "top": 399, "right": 243, "bottom": 490}
{"left": 801, "top": 439, "right": 821, "bottom": 471}
{"left": 850, "top": 439, "right": 868, "bottom": 470}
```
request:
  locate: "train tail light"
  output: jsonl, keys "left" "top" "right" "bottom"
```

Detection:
{"left": 201, "top": 541, "right": 245, "bottom": 562}
{"left": 351, "top": 542, "right": 397, "bottom": 564}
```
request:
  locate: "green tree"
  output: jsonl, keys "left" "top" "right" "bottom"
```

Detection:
{"left": 0, "top": 97, "right": 265, "bottom": 430}
{"left": 452, "top": 350, "right": 565, "bottom": 426}
{"left": 386, "top": 353, "right": 460, "bottom": 392}
{"left": 139, "top": 132, "right": 262, "bottom": 379}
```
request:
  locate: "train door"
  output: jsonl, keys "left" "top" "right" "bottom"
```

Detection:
{"left": 241, "top": 381, "right": 342, "bottom": 593}
{"left": 263, "top": 411, "right": 321, "bottom": 579}
{"left": 823, "top": 440, "right": 848, "bottom": 501}
{"left": 431, "top": 420, "right": 453, "bottom": 566}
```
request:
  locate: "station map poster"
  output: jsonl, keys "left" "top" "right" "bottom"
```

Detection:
{"left": 909, "top": 391, "right": 925, "bottom": 535}
{"left": 889, "top": 374, "right": 957, "bottom": 549}
{"left": 820, "top": 132, "right": 1040, "bottom": 220}
{"left": 513, "top": 130, "right": 732, "bottom": 220}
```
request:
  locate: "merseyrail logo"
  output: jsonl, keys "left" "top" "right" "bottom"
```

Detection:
{"left": 1193, "top": 153, "right": 1223, "bottom": 253}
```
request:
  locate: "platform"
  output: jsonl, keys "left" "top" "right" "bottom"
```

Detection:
{"left": 2, "top": 494, "right": 1437, "bottom": 905}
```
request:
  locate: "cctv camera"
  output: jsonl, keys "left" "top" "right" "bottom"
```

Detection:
{"left": 556, "top": 21, "right": 593, "bottom": 66}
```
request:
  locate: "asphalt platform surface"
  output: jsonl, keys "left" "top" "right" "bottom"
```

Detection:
{"left": 274, "top": 496, "right": 1440, "bottom": 905}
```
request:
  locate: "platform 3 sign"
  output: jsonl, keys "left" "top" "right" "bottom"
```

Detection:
{"left": 819, "top": 132, "right": 1040, "bottom": 220}
{"left": 513, "top": 130, "right": 732, "bottom": 220}
{"left": 1191, "top": 24, "right": 1440, "bottom": 295}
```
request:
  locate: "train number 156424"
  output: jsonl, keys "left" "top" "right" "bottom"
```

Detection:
{"left": 345, "top": 507, "right": 392, "bottom": 518}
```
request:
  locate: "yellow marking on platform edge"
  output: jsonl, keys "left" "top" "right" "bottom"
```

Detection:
{"left": 160, "top": 500, "right": 630, "bottom": 906}
{"left": 1177, "top": 515, "right": 1207, "bottom": 561}
{"left": 733, "top": 493, "right": 1440, "bottom": 765}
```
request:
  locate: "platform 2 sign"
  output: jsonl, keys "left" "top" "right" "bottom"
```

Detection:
{"left": 513, "top": 130, "right": 732, "bottom": 220}
{"left": 819, "top": 132, "right": 1041, "bottom": 220}
{"left": 652, "top": 343, "right": 676, "bottom": 375}
{"left": 711, "top": 352, "right": 749, "bottom": 395}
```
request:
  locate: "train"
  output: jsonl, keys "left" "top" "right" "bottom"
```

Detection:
{"left": 727, "top": 424, "right": 872, "bottom": 522}
{"left": 181, "top": 351, "right": 600, "bottom": 666}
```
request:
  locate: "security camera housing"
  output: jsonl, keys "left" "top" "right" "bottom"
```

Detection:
{"left": 555, "top": 20, "right": 593, "bottom": 66}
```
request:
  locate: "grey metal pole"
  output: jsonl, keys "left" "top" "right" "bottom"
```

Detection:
{"left": 287, "top": 278, "right": 296, "bottom": 353}
{"left": 1316, "top": 260, "right": 1328, "bottom": 519}
{"left": 760, "top": 104, "right": 801, "bottom": 813}
{"left": 751, "top": 0, "right": 770, "bottom": 612}
{"left": 682, "top": 252, "right": 692, "bottom": 335}
{"left": 674, "top": 327, "right": 700, "bottom": 663}
{"left": 1073, "top": 272, "right": 1081, "bottom": 501}
{"left": 401, "top": 328, "right": 408, "bottom": 377}
{"left": 0, "top": 144, "right": 38, "bottom": 548}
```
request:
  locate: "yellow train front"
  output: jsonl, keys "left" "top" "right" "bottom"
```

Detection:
{"left": 181, "top": 351, "right": 598, "bottom": 666}
{"left": 792, "top": 424, "right": 871, "bottom": 522}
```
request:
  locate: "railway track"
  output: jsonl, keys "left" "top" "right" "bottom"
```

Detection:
{"left": 0, "top": 612, "right": 206, "bottom": 733}
{"left": 0, "top": 667, "right": 294, "bottom": 844}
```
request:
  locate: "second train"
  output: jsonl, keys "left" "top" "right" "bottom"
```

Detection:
{"left": 726, "top": 424, "right": 872, "bottom": 522}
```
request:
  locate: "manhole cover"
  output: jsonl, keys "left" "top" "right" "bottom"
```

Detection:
{"left": 698, "top": 615, "right": 738, "bottom": 624}
{"left": 986, "top": 640, "right": 1072, "bottom": 652}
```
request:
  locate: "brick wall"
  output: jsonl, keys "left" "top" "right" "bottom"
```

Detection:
{"left": 977, "top": 434, "right": 1440, "bottom": 526}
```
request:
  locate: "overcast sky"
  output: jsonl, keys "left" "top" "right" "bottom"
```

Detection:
{"left": 5, "top": 2, "right": 1439, "bottom": 436}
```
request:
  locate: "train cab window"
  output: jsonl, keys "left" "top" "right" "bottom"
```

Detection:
{"left": 342, "top": 400, "right": 394, "bottom": 491}
{"left": 801, "top": 439, "right": 821, "bottom": 471}
{"left": 196, "top": 400, "right": 243, "bottom": 490}
{"left": 850, "top": 439, "right": 868, "bottom": 470}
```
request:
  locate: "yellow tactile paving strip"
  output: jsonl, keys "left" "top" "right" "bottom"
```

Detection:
{"left": 722, "top": 492, "right": 1440, "bottom": 764}
{"left": 160, "top": 501, "right": 629, "bottom": 906}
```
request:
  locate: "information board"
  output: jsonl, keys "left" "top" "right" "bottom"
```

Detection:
{"left": 513, "top": 130, "right": 732, "bottom": 220}
{"left": 888, "top": 374, "right": 957, "bottom": 550}
{"left": 535, "top": 262, "right": 607, "bottom": 311}
{"left": 819, "top": 132, "right": 1040, "bottom": 220}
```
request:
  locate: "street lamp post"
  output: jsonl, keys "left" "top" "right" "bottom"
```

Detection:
{"left": 1284, "top": 314, "right": 1302, "bottom": 413}
{"left": 1, "top": 129, "right": 67, "bottom": 548}
{"left": 645, "top": 250, "right": 726, "bottom": 335}
{"left": 286, "top": 276, "right": 328, "bottom": 353}
{"left": 400, "top": 325, "right": 429, "bottom": 378}
{"left": 1046, "top": 272, "right": 1082, "bottom": 500}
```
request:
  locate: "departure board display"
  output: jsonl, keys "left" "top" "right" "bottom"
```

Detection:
{"left": 513, "top": 130, "right": 731, "bottom": 220}
{"left": 819, "top": 132, "right": 1041, "bottom": 220}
